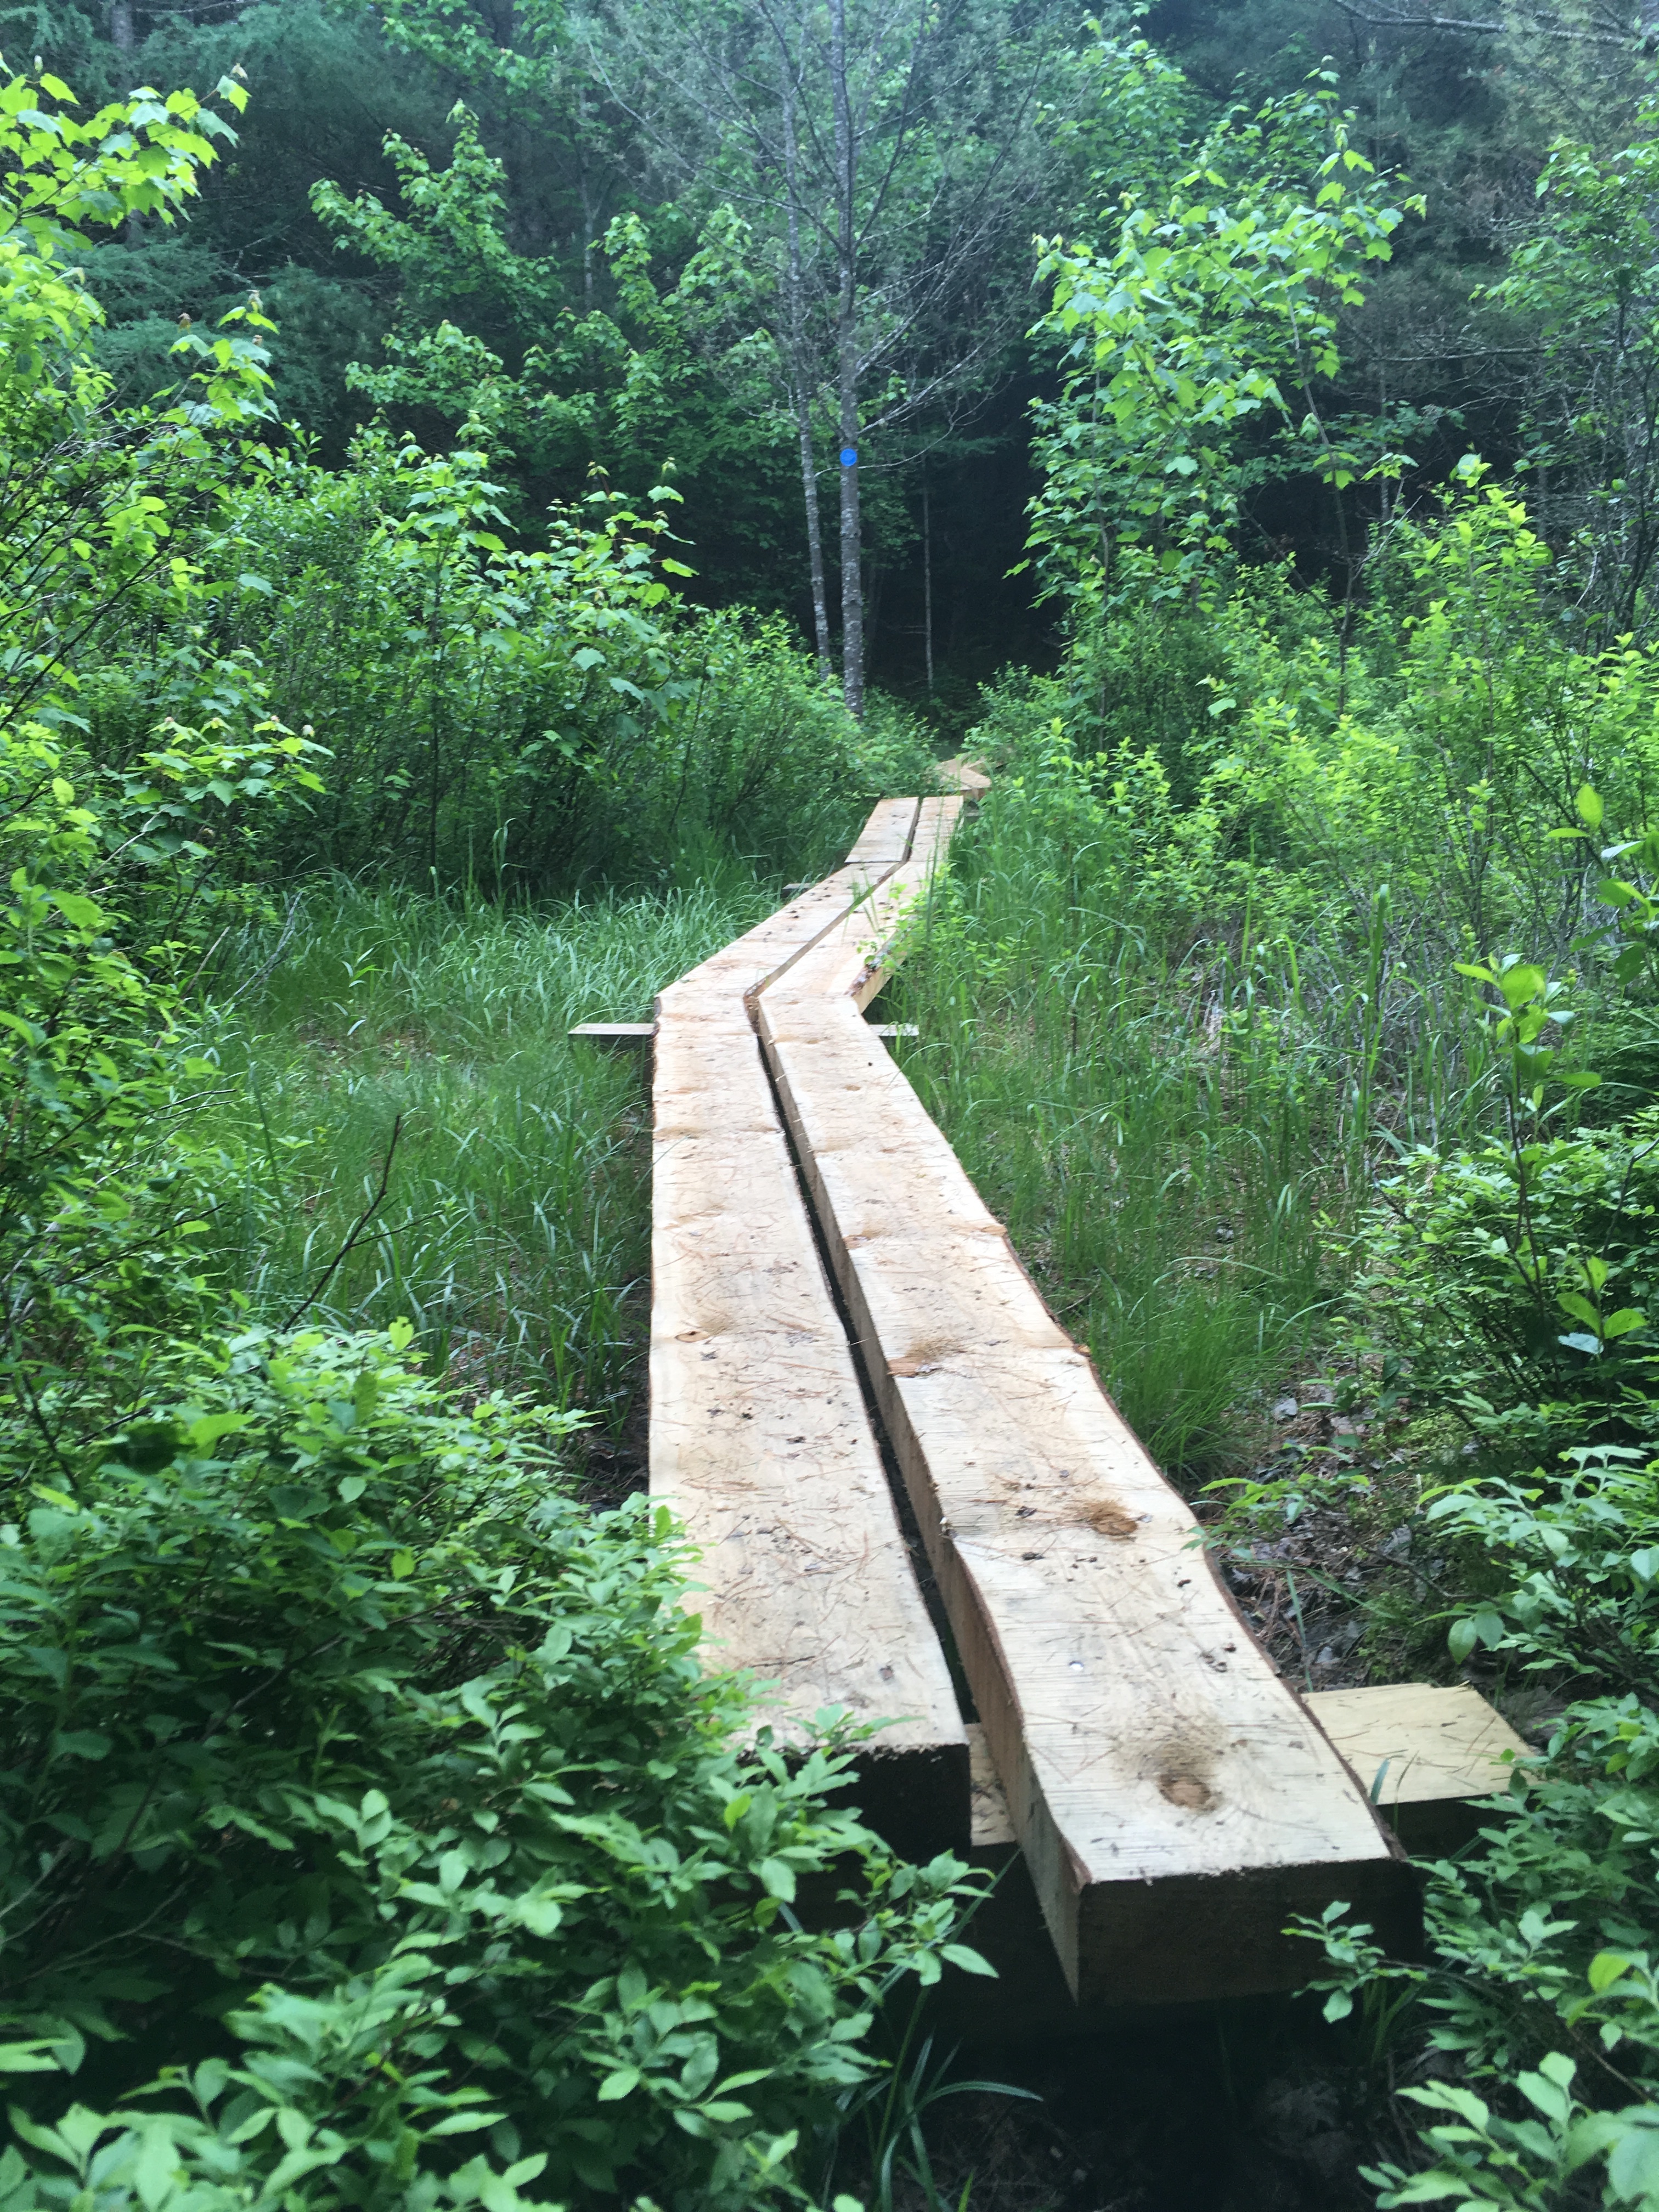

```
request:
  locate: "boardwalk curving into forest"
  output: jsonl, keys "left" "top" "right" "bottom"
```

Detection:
{"left": 646, "top": 789, "right": 1427, "bottom": 2007}
{"left": 646, "top": 798, "right": 968, "bottom": 1859}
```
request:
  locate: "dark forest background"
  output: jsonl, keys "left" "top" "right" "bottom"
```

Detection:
{"left": 36, "top": 0, "right": 1655, "bottom": 721}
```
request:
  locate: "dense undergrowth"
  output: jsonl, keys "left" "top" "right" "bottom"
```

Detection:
{"left": 0, "top": 67, "right": 979, "bottom": 2212}
{"left": 890, "top": 467, "right": 1659, "bottom": 2204}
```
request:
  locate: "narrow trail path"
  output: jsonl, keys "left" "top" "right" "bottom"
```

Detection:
{"left": 612, "top": 785, "right": 1527, "bottom": 2020}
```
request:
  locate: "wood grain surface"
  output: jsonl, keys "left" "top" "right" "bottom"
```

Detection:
{"left": 649, "top": 797, "right": 968, "bottom": 1858}
{"left": 755, "top": 806, "right": 1419, "bottom": 2003}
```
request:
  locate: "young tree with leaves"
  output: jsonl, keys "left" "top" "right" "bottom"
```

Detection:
{"left": 584, "top": 0, "right": 1077, "bottom": 710}
{"left": 1026, "top": 42, "right": 1423, "bottom": 614}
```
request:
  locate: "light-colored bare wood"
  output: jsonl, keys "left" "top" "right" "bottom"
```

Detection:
{"left": 568, "top": 1021, "right": 655, "bottom": 1050}
{"left": 968, "top": 1720, "right": 1017, "bottom": 1850}
{"left": 755, "top": 823, "right": 1416, "bottom": 2004}
{"left": 781, "top": 797, "right": 965, "bottom": 1011}
{"left": 969, "top": 1682, "right": 1531, "bottom": 1856}
{"left": 845, "top": 794, "right": 922, "bottom": 869}
{"left": 1305, "top": 1683, "right": 1534, "bottom": 1859}
{"left": 935, "top": 755, "right": 992, "bottom": 797}
{"left": 648, "top": 798, "right": 966, "bottom": 1856}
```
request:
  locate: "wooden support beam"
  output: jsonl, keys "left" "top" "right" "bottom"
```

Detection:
{"left": 1306, "top": 1683, "right": 1535, "bottom": 1854}
{"left": 755, "top": 811, "right": 1418, "bottom": 2006}
{"left": 648, "top": 800, "right": 968, "bottom": 1860}
{"left": 568, "top": 1021, "right": 655, "bottom": 1051}
{"left": 935, "top": 754, "right": 992, "bottom": 797}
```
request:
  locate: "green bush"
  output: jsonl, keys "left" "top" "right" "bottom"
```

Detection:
{"left": 0, "top": 1321, "right": 980, "bottom": 2211}
{"left": 1298, "top": 831, "right": 1659, "bottom": 2205}
{"left": 1351, "top": 1122, "right": 1659, "bottom": 1459}
{"left": 109, "top": 434, "right": 940, "bottom": 898}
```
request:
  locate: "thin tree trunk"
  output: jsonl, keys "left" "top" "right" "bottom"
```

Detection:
{"left": 110, "top": 0, "right": 134, "bottom": 50}
{"left": 779, "top": 50, "right": 832, "bottom": 673}
{"left": 797, "top": 398, "right": 832, "bottom": 674}
{"left": 830, "top": 0, "right": 864, "bottom": 716}
{"left": 923, "top": 467, "right": 934, "bottom": 695}
{"left": 577, "top": 101, "right": 598, "bottom": 308}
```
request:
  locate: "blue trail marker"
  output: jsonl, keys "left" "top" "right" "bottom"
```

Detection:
{"left": 839, "top": 446, "right": 858, "bottom": 467}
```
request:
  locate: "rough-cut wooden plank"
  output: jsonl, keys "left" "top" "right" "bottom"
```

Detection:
{"left": 845, "top": 794, "right": 921, "bottom": 869}
{"left": 1306, "top": 1683, "right": 1535, "bottom": 1854}
{"left": 648, "top": 798, "right": 966, "bottom": 1858}
{"left": 936, "top": 755, "right": 992, "bottom": 797}
{"left": 568, "top": 1021, "right": 654, "bottom": 1050}
{"left": 755, "top": 830, "right": 1418, "bottom": 2004}
{"left": 780, "top": 797, "right": 963, "bottom": 1012}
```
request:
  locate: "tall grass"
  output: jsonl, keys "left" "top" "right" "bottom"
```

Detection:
{"left": 891, "top": 800, "right": 1493, "bottom": 1479}
{"left": 188, "top": 877, "right": 774, "bottom": 1428}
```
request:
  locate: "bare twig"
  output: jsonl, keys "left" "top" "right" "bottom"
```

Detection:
{"left": 281, "top": 1113, "right": 404, "bottom": 1329}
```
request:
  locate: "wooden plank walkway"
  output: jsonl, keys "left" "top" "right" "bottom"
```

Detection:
{"left": 648, "top": 798, "right": 968, "bottom": 1859}
{"left": 753, "top": 802, "right": 1419, "bottom": 2006}
{"left": 645, "top": 781, "right": 1422, "bottom": 2007}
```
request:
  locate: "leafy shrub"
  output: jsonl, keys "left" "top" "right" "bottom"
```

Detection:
{"left": 1351, "top": 1124, "right": 1659, "bottom": 1459}
{"left": 0, "top": 1322, "right": 980, "bottom": 2211}
{"left": 132, "top": 436, "right": 941, "bottom": 898}
{"left": 1429, "top": 1449, "right": 1659, "bottom": 1691}
{"left": 1295, "top": 816, "right": 1659, "bottom": 2204}
{"left": 1306, "top": 1690, "right": 1659, "bottom": 2205}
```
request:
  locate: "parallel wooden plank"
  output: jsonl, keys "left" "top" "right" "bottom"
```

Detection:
{"left": 845, "top": 795, "right": 922, "bottom": 870}
{"left": 781, "top": 798, "right": 963, "bottom": 1011}
{"left": 648, "top": 798, "right": 967, "bottom": 1858}
{"left": 755, "top": 828, "right": 1418, "bottom": 2004}
{"left": 936, "top": 755, "right": 992, "bottom": 797}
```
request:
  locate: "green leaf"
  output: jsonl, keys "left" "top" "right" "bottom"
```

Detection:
{"left": 49, "top": 1731, "right": 111, "bottom": 1760}
{"left": 1589, "top": 1950, "right": 1632, "bottom": 1993}
{"left": 757, "top": 1857, "right": 796, "bottom": 1903}
{"left": 0, "top": 2042, "right": 72, "bottom": 2074}
{"left": 1576, "top": 783, "right": 1605, "bottom": 831}
{"left": 940, "top": 1943, "right": 997, "bottom": 1977}
{"left": 1607, "top": 2109, "right": 1659, "bottom": 2202}
{"left": 516, "top": 1893, "right": 565, "bottom": 1937}
{"left": 1497, "top": 963, "right": 1547, "bottom": 1010}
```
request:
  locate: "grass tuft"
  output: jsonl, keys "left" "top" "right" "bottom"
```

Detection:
{"left": 189, "top": 877, "right": 774, "bottom": 1427}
